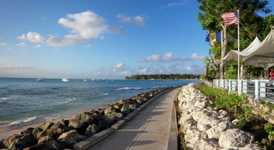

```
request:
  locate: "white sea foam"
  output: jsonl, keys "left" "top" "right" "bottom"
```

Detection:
{"left": 0, "top": 97, "right": 9, "bottom": 103}
{"left": 115, "top": 87, "right": 143, "bottom": 91}
{"left": 59, "top": 97, "right": 76, "bottom": 105}
{"left": 7, "top": 116, "right": 46, "bottom": 129}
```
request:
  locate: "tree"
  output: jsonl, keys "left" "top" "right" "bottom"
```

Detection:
{"left": 197, "top": 0, "right": 271, "bottom": 79}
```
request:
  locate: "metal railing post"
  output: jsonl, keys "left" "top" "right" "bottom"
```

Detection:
{"left": 255, "top": 80, "right": 259, "bottom": 100}
{"left": 238, "top": 79, "right": 242, "bottom": 95}
{"left": 259, "top": 80, "right": 267, "bottom": 98}
{"left": 229, "top": 80, "right": 232, "bottom": 93}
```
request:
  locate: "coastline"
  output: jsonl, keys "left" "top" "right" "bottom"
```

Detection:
{"left": 0, "top": 87, "right": 171, "bottom": 149}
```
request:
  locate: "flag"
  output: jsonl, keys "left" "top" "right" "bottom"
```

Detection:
{"left": 206, "top": 31, "right": 221, "bottom": 42}
{"left": 221, "top": 12, "right": 239, "bottom": 26}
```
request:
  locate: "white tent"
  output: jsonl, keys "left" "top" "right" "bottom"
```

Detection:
{"left": 221, "top": 36, "right": 262, "bottom": 62}
{"left": 216, "top": 27, "right": 274, "bottom": 70}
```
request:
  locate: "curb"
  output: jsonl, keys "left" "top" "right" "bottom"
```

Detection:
{"left": 73, "top": 128, "right": 115, "bottom": 150}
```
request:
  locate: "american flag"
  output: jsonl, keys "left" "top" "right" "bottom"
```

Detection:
{"left": 221, "top": 12, "right": 239, "bottom": 26}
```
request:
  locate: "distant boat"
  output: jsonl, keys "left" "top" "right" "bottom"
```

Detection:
{"left": 92, "top": 79, "right": 98, "bottom": 82}
{"left": 62, "top": 78, "right": 70, "bottom": 82}
{"left": 83, "top": 79, "right": 87, "bottom": 82}
{"left": 36, "top": 78, "right": 43, "bottom": 82}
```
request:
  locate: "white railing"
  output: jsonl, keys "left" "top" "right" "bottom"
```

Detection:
{"left": 213, "top": 79, "right": 274, "bottom": 102}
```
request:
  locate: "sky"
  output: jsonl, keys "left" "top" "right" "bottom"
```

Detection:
{"left": 0, "top": 0, "right": 273, "bottom": 79}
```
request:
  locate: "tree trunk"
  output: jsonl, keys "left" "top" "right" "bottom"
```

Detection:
{"left": 210, "top": 61, "right": 220, "bottom": 79}
{"left": 204, "top": 61, "right": 209, "bottom": 80}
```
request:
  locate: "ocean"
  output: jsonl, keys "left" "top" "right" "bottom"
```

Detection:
{"left": 0, "top": 78, "right": 201, "bottom": 129}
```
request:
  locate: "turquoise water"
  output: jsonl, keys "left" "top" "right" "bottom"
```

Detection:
{"left": 0, "top": 78, "right": 201, "bottom": 129}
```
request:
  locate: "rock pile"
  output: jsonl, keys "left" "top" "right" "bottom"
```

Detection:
{"left": 177, "top": 83, "right": 263, "bottom": 150}
{"left": 0, "top": 87, "right": 167, "bottom": 150}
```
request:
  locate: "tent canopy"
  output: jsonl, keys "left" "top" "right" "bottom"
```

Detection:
{"left": 215, "top": 27, "right": 274, "bottom": 70}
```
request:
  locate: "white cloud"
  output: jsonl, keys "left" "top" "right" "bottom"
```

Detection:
{"left": 191, "top": 53, "right": 205, "bottom": 60}
{"left": 117, "top": 14, "right": 146, "bottom": 27}
{"left": 140, "top": 68, "right": 148, "bottom": 74}
{"left": 0, "top": 42, "right": 7, "bottom": 46}
{"left": 16, "top": 42, "right": 27, "bottom": 47}
{"left": 17, "top": 32, "right": 46, "bottom": 42}
{"left": 100, "top": 36, "right": 104, "bottom": 40}
{"left": 47, "top": 34, "right": 87, "bottom": 46}
{"left": 7, "top": 47, "right": 11, "bottom": 50}
{"left": 0, "top": 65, "right": 33, "bottom": 69}
{"left": 139, "top": 52, "right": 180, "bottom": 62}
{"left": 58, "top": 11, "right": 108, "bottom": 39}
{"left": 112, "top": 63, "right": 129, "bottom": 72}
{"left": 34, "top": 44, "right": 41, "bottom": 48}
{"left": 140, "top": 52, "right": 205, "bottom": 62}
{"left": 185, "top": 65, "right": 203, "bottom": 74}
{"left": 165, "top": 0, "right": 188, "bottom": 7}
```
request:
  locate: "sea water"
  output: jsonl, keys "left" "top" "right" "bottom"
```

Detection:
{"left": 0, "top": 78, "right": 201, "bottom": 129}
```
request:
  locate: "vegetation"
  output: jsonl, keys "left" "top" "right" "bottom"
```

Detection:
{"left": 194, "top": 83, "right": 272, "bottom": 149}
{"left": 197, "top": 0, "right": 274, "bottom": 79}
{"left": 125, "top": 74, "right": 201, "bottom": 80}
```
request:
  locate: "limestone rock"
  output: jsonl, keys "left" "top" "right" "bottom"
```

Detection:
{"left": 219, "top": 129, "right": 255, "bottom": 149}
{"left": 193, "top": 139, "right": 219, "bottom": 150}
{"left": 238, "top": 144, "right": 265, "bottom": 150}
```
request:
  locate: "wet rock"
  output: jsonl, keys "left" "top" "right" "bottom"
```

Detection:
{"left": 3, "top": 134, "right": 23, "bottom": 149}
{"left": 21, "top": 128, "right": 34, "bottom": 136}
{"left": 0, "top": 140, "right": 7, "bottom": 149}
{"left": 69, "top": 113, "right": 94, "bottom": 135}
{"left": 98, "top": 113, "right": 123, "bottom": 130}
{"left": 85, "top": 124, "right": 100, "bottom": 136}
{"left": 104, "top": 105, "right": 115, "bottom": 116}
{"left": 57, "top": 130, "right": 86, "bottom": 148}
{"left": 37, "top": 122, "right": 64, "bottom": 141}
{"left": 9, "top": 134, "right": 36, "bottom": 150}
{"left": 23, "top": 140, "right": 64, "bottom": 150}
{"left": 136, "top": 99, "right": 143, "bottom": 104}
{"left": 32, "top": 127, "right": 43, "bottom": 139}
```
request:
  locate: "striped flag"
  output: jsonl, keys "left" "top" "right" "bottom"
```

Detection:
{"left": 221, "top": 12, "right": 239, "bottom": 26}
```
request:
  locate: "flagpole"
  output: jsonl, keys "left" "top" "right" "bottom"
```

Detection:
{"left": 220, "top": 31, "right": 223, "bottom": 80}
{"left": 237, "top": 9, "right": 240, "bottom": 94}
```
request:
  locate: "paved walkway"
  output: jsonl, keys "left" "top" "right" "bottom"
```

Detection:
{"left": 88, "top": 87, "right": 180, "bottom": 150}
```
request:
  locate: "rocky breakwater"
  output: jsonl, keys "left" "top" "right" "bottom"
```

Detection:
{"left": 0, "top": 87, "right": 168, "bottom": 150}
{"left": 177, "top": 83, "right": 263, "bottom": 150}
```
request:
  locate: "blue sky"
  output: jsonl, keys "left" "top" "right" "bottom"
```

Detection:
{"left": 0, "top": 0, "right": 273, "bottom": 79}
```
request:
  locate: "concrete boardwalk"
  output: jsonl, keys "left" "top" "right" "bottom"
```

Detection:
{"left": 89, "top": 87, "right": 180, "bottom": 150}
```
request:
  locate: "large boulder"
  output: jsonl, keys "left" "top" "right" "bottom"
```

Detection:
{"left": 85, "top": 124, "right": 100, "bottom": 136}
{"left": 57, "top": 130, "right": 86, "bottom": 148}
{"left": 5, "top": 134, "right": 36, "bottom": 150}
{"left": 219, "top": 129, "right": 255, "bottom": 149}
{"left": 36, "top": 122, "right": 65, "bottom": 141}
{"left": 104, "top": 105, "right": 116, "bottom": 116}
{"left": 3, "top": 134, "right": 23, "bottom": 149}
{"left": 69, "top": 113, "right": 94, "bottom": 135}
{"left": 97, "top": 113, "right": 123, "bottom": 130}
{"left": 193, "top": 139, "right": 219, "bottom": 150}
{"left": 23, "top": 140, "right": 64, "bottom": 150}
{"left": 0, "top": 140, "right": 7, "bottom": 149}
